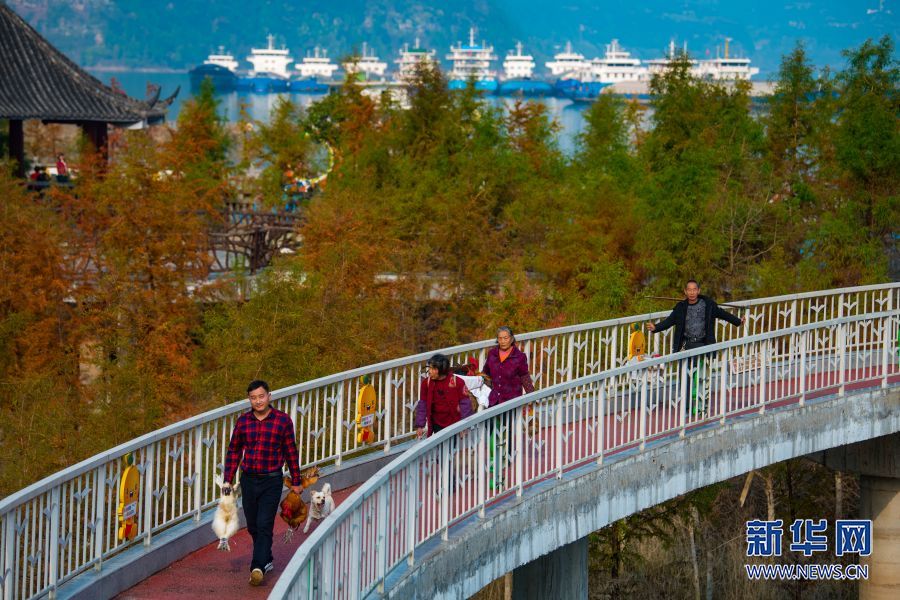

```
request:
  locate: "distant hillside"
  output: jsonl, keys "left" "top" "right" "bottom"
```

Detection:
{"left": 7, "top": 0, "right": 897, "bottom": 77}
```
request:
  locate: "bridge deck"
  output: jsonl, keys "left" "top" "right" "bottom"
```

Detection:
{"left": 114, "top": 369, "right": 899, "bottom": 598}
{"left": 115, "top": 486, "right": 359, "bottom": 598}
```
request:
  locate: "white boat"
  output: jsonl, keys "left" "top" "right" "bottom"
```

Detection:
{"left": 587, "top": 39, "right": 647, "bottom": 83}
{"left": 646, "top": 40, "right": 696, "bottom": 77}
{"left": 502, "top": 42, "right": 535, "bottom": 80}
{"left": 296, "top": 46, "right": 339, "bottom": 80}
{"left": 647, "top": 39, "right": 758, "bottom": 81}
{"left": 544, "top": 41, "right": 589, "bottom": 79}
{"left": 695, "top": 39, "right": 760, "bottom": 80}
{"left": 498, "top": 42, "right": 553, "bottom": 96}
{"left": 446, "top": 27, "right": 498, "bottom": 91}
{"left": 203, "top": 47, "right": 239, "bottom": 72}
{"left": 246, "top": 34, "right": 292, "bottom": 78}
{"left": 344, "top": 42, "right": 389, "bottom": 80}
{"left": 394, "top": 38, "right": 438, "bottom": 83}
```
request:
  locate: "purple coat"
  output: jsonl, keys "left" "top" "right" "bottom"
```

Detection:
{"left": 481, "top": 345, "right": 534, "bottom": 407}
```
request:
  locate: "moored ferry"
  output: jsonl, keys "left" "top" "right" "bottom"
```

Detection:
{"left": 292, "top": 46, "right": 339, "bottom": 93}
{"left": 344, "top": 42, "right": 389, "bottom": 81}
{"left": 189, "top": 46, "right": 239, "bottom": 92}
{"left": 394, "top": 38, "right": 438, "bottom": 83}
{"left": 237, "top": 34, "right": 292, "bottom": 93}
{"left": 545, "top": 41, "right": 589, "bottom": 96}
{"left": 497, "top": 42, "right": 552, "bottom": 97}
{"left": 446, "top": 28, "right": 498, "bottom": 92}
{"left": 645, "top": 38, "right": 760, "bottom": 80}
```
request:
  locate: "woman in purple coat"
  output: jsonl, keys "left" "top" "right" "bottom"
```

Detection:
{"left": 481, "top": 327, "right": 535, "bottom": 407}
{"left": 481, "top": 327, "right": 535, "bottom": 489}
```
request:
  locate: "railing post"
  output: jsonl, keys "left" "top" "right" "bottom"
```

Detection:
{"left": 597, "top": 383, "right": 606, "bottom": 465}
{"left": 383, "top": 371, "right": 393, "bottom": 453}
{"left": 799, "top": 332, "right": 807, "bottom": 406}
{"left": 321, "top": 534, "right": 334, "bottom": 599}
{"left": 678, "top": 361, "right": 687, "bottom": 438}
{"left": 882, "top": 316, "right": 891, "bottom": 389}
{"left": 93, "top": 464, "right": 106, "bottom": 570}
{"left": 440, "top": 443, "right": 450, "bottom": 541}
{"left": 406, "top": 464, "right": 418, "bottom": 567}
{"left": 515, "top": 407, "right": 524, "bottom": 497}
{"left": 376, "top": 485, "right": 388, "bottom": 593}
{"left": 758, "top": 341, "right": 768, "bottom": 414}
{"left": 48, "top": 487, "right": 60, "bottom": 598}
{"left": 143, "top": 445, "right": 155, "bottom": 546}
{"left": 348, "top": 508, "right": 361, "bottom": 597}
{"left": 2, "top": 511, "right": 13, "bottom": 600}
{"left": 333, "top": 384, "right": 344, "bottom": 467}
{"left": 555, "top": 393, "right": 564, "bottom": 478}
{"left": 193, "top": 425, "right": 203, "bottom": 521}
{"left": 477, "top": 421, "right": 486, "bottom": 518}
{"left": 610, "top": 328, "right": 619, "bottom": 370}
{"left": 719, "top": 348, "right": 729, "bottom": 424}
{"left": 296, "top": 556, "right": 311, "bottom": 599}
{"left": 566, "top": 333, "right": 575, "bottom": 382}
{"left": 838, "top": 323, "right": 847, "bottom": 396}
{"left": 639, "top": 376, "right": 648, "bottom": 451}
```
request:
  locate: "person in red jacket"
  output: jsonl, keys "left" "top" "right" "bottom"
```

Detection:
{"left": 415, "top": 353, "right": 473, "bottom": 437}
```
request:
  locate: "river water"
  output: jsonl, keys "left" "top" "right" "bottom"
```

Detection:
{"left": 89, "top": 70, "right": 593, "bottom": 155}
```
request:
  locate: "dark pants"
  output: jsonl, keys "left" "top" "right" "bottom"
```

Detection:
{"left": 241, "top": 472, "right": 282, "bottom": 571}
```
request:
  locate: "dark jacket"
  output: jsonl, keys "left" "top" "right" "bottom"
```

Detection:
{"left": 481, "top": 345, "right": 534, "bottom": 407}
{"left": 415, "top": 375, "right": 473, "bottom": 436}
{"left": 650, "top": 295, "right": 742, "bottom": 352}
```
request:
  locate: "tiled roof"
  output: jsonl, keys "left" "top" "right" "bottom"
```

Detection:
{"left": 0, "top": 3, "right": 167, "bottom": 124}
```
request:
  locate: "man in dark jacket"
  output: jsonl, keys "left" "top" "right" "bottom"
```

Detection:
{"left": 646, "top": 280, "right": 744, "bottom": 417}
{"left": 646, "top": 280, "right": 744, "bottom": 352}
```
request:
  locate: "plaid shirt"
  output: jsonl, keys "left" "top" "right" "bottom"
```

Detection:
{"left": 223, "top": 407, "right": 302, "bottom": 486}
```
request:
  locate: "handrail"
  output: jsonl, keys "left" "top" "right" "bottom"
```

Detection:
{"left": 273, "top": 308, "right": 900, "bottom": 599}
{"left": 0, "top": 283, "right": 897, "bottom": 599}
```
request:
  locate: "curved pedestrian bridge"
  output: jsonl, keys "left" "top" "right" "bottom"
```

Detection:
{"left": 1, "top": 285, "right": 898, "bottom": 599}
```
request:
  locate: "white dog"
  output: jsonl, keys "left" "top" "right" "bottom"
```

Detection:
{"left": 212, "top": 476, "right": 240, "bottom": 551}
{"left": 302, "top": 483, "right": 335, "bottom": 533}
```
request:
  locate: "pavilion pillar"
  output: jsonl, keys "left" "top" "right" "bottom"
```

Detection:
{"left": 8, "top": 119, "right": 25, "bottom": 177}
{"left": 80, "top": 121, "right": 109, "bottom": 157}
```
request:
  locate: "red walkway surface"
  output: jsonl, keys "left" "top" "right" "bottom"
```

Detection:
{"left": 116, "top": 485, "right": 359, "bottom": 599}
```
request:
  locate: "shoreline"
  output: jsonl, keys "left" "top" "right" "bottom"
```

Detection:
{"left": 85, "top": 66, "right": 188, "bottom": 74}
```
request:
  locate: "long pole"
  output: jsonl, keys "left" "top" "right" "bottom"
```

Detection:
{"left": 643, "top": 296, "right": 741, "bottom": 309}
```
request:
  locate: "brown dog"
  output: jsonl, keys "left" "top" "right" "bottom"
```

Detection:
{"left": 280, "top": 466, "right": 320, "bottom": 543}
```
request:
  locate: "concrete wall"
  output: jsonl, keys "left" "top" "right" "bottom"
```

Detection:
{"left": 386, "top": 387, "right": 900, "bottom": 599}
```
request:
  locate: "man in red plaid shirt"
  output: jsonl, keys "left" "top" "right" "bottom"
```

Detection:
{"left": 222, "top": 380, "right": 303, "bottom": 586}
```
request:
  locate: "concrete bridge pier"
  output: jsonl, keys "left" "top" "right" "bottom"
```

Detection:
{"left": 810, "top": 433, "right": 900, "bottom": 600}
{"left": 511, "top": 537, "right": 588, "bottom": 600}
{"left": 860, "top": 475, "right": 900, "bottom": 600}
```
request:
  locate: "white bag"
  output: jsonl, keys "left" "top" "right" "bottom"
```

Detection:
{"left": 456, "top": 375, "right": 492, "bottom": 409}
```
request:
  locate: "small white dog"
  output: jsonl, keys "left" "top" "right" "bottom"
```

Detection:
{"left": 303, "top": 483, "right": 335, "bottom": 533}
{"left": 212, "top": 476, "right": 240, "bottom": 551}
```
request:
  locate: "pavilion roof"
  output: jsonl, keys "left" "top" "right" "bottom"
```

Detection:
{"left": 0, "top": 3, "right": 171, "bottom": 125}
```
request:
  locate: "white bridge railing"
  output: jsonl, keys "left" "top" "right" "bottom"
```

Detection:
{"left": 273, "top": 307, "right": 900, "bottom": 600}
{"left": 0, "top": 284, "right": 897, "bottom": 599}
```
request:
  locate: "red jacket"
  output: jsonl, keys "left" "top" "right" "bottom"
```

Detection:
{"left": 415, "top": 375, "right": 473, "bottom": 435}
